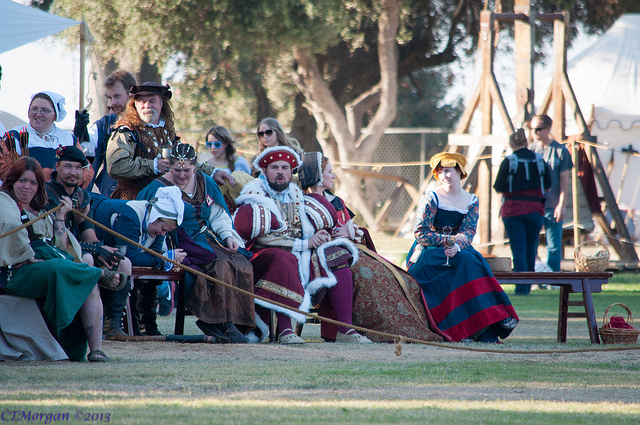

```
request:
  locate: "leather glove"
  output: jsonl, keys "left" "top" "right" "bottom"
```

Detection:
{"left": 73, "top": 109, "right": 90, "bottom": 143}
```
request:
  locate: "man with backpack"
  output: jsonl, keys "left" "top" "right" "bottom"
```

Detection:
{"left": 530, "top": 114, "right": 574, "bottom": 274}
{"left": 494, "top": 128, "right": 552, "bottom": 295}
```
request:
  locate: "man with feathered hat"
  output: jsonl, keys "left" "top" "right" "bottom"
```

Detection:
{"left": 233, "top": 146, "right": 371, "bottom": 344}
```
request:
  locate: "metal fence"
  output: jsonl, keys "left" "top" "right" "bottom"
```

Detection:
{"left": 178, "top": 127, "right": 449, "bottom": 229}
{"left": 366, "top": 128, "right": 448, "bottom": 227}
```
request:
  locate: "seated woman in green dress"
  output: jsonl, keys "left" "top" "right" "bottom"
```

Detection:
{"left": 0, "top": 157, "right": 123, "bottom": 362}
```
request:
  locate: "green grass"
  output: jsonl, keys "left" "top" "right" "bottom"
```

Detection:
{"left": 1, "top": 273, "right": 639, "bottom": 424}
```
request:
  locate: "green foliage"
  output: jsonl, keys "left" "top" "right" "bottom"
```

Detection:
{"left": 47, "top": 0, "right": 640, "bottom": 132}
{"left": 393, "top": 67, "right": 464, "bottom": 128}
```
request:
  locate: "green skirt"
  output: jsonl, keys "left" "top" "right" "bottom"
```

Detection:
{"left": 3, "top": 245, "right": 102, "bottom": 361}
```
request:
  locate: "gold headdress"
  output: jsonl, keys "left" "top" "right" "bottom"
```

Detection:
{"left": 429, "top": 152, "right": 468, "bottom": 180}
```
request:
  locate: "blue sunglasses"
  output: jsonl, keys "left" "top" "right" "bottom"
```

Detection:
{"left": 205, "top": 140, "right": 224, "bottom": 149}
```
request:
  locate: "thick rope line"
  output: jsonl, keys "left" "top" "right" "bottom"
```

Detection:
{"left": 0, "top": 203, "right": 62, "bottom": 241}
{"left": 4, "top": 205, "right": 637, "bottom": 354}
{"left": 70, "top": 208, "right": 640, "bottom": 355}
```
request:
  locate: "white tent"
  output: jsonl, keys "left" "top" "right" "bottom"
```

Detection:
{"left": 553, "top": 14, "right": 640, "bottom": 227}
{"left": 0, "top": 0, "right": 80, "bottom": 131}
{"left": 0, "top": 0, "right": 79, "bottom": 54}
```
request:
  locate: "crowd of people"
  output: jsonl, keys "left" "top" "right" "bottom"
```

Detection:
{"left": 1, "top": 67, "right": 570, "bottom": 362}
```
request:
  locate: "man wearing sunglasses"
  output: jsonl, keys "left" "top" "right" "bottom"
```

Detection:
{"left": 530, "top": 114, "right": 574, "bottom": 272}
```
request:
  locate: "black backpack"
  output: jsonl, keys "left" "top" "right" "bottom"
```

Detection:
{"left": 505, "top": 152, "right": 546, "bottom": 194}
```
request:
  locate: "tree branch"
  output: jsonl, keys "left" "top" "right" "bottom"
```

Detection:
{"left": 345, "top": 83, "right": 382, "bottom": 140}
{"left": 354, "top": 0, "right": 399, "bottom": 152}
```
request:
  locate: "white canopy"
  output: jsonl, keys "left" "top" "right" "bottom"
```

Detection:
{"left": 0, "top": 0, "right": 79, "bottom": 54}
{"left": 555, "top": 15, "right": 640, "bottom": 220}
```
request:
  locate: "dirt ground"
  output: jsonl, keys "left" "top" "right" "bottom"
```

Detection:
{"left": 99, "top": 232, "right": 640, "bottom": 404}
{"left": 101, "top": 319, "right": 640, "bottom": 404}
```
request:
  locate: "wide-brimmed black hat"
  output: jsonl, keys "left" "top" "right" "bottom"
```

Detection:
{"left": 130, "top": 82, "right": 172, "bottom": 99}
{"left": 55, "top": 145, "right": 89, "bottom": 167}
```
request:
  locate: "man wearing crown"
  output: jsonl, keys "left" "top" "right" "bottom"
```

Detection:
{"left": 233, "top": 146, "right": 372, "bottom": 344}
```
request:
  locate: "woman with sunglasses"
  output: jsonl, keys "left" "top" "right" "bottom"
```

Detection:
{"left": 252, "top": 118, "right": 303, "bottom": 177}
{"left": 202, "top": 126, "right": 251, "bottom": 174}
{"left": 255, "top": 118, "right": 302, "bottom": 154}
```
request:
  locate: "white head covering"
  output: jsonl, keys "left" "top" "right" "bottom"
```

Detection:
{"left": 31, "top": 91, "right": 67, "bottom": 122}
{"left": 147, "top": 186, "right": 184, "bottom": 225}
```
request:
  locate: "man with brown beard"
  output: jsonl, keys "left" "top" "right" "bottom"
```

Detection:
{"left": 106, "top": 82, "right": 232, "bottom": 200}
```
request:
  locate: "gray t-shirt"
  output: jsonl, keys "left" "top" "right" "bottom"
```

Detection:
{"left": 531, "top": 140, "right": 573, "bottom": 210}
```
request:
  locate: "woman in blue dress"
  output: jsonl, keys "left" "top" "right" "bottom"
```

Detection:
{"left": 138, "top": 143, "right": 254, "bottom": 343}
{"left": 407, "top": 152, "right": 519, "bottom": 343}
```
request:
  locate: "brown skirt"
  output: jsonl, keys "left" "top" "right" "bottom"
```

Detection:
{"left": 186, "top": 242, "right": 255, "bottom": 329}
{"left": 350, "top": 247, "right": 447, "bottom": 343}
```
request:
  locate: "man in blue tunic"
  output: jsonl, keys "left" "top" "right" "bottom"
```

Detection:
{"left": 45, "top": 146, "right": 132, "bottom": 337}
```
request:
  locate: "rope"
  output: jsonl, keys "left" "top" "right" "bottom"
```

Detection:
{"left": 5, "top": 205, "right": 639, "bottom": 355}
{"left": 0, "top": 204, "right": 62, "bottom": 241}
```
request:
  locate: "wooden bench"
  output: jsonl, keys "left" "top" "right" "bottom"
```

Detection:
{"left": 493, "top": 271, "right": 613, "bottom": 344}
{"left": 127, "top": 267, "right": 189, "bottom": 335}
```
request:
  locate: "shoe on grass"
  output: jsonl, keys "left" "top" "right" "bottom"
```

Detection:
{"left": 221, "top": 322, "right": 249, "bottom": 344}
{"left": 278, "top": 329, "right": 305, "bottom": 344}
{"left": 196, "top": 320, "right": 230, "bottom": 343}
{"left": 336, "top": 329, "right": 373, "bottom": 344}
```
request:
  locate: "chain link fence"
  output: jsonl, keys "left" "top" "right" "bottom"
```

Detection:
{"left": 178, "top": 127, "right": 449, "bottom": 230}
{"left": 365, "top": 128, "right": 448, "bottom": 228}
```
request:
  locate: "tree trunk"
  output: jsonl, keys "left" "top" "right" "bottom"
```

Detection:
{"left": 290, "top": 0, "right": 400, "bottom": 232}
{"left": 291, "top": 93, "right": 321, "bottom": 152}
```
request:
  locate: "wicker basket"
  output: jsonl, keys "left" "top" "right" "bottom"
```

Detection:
{"left": 574, "top": 241, "right": 610, "bottom": 272}
{"left": 599, "top": 303, "right": 640, "bottom": 345}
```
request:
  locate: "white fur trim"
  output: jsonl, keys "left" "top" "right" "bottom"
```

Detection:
{"left": 304, "top": 238, "right": 360, "bottom": 296}
{"left": 254, "top": 146, "right": 302, "bottom": 170}
{"left": 254, "top": 291, "right": 310, "bottom": 325}
{"left": 252, "top": 314, "right": 270, "bottom": 343}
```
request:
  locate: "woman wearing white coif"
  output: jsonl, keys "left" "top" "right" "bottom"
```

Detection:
{"left": 10, "top": 91, "right": 76, "bottom": 170}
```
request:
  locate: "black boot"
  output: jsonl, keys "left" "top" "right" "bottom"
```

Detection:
{"left": 196, "top": 320, "right": 230, "bottom": 343}
{"left": 101, "top": 277, "right": 131, "bottom": 337}
{"left": 221, "top": 322, "right": 249, "bottom": 344}
{"left": 138, "top": 280, "right": 162, "bottom": 336}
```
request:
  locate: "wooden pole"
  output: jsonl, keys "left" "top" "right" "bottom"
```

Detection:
{"left": 477, "top": 11, "right": 494, "bottom": 255}
{"left": 79, "top": 20, "right": 87, "bottom": 112}
{"left": 551, "top": 14, "right": 569, "bottom": 141}
{"left": 514, "top": 0, "right": 533, "bottom": 126}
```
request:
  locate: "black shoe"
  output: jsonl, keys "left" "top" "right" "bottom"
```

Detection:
{"left": 141, "top": 322, "right": 163, "bottom": 336}
{"left": 221, "top": 322, "right": 249, "bottom": 344}
{"left": 196, "top": 320, "right": 230, "bottom": 343}
{"left": 500, "top": 317, "right": 519, "bottom": 330}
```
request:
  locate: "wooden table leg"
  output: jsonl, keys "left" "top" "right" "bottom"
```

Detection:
{"left": 582, "top": 278, "right": 601, "bottom": 344}
{"left": 557, "top": 286, "right": 570, "bottom": 343}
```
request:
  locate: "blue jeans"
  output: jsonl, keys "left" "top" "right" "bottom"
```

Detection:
{"left": 503, "top": 212, "right": 544, "bottom": 295}
{"left": 543, "top": 208, "right": 563, "bottom": 272}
